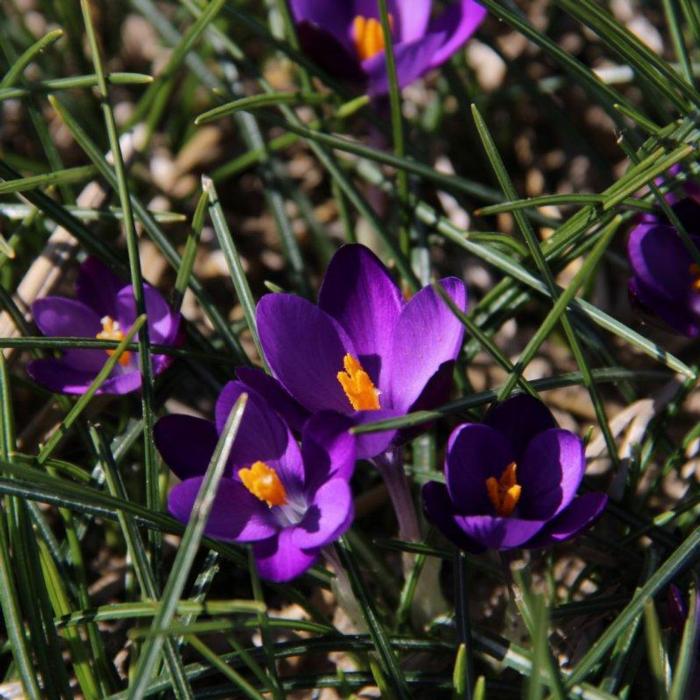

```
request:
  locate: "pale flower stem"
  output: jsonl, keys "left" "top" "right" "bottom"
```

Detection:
{"left": 374, "top": 448, "right": 449, "bottom": 626}
{"left": 373, "top": 448, "right": 421, "bottom": 542}
{"left": 322, "top": 547, "right": 367, "bottom": 632}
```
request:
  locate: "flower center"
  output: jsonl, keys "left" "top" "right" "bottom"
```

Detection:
{"left": 690, "top": 263, "right": 700, "bottom": 292}
{"left": 486, "top": 462, "right": 522, "bottom": 517}
{"left": 239, "top": 461, "right": 288, "bottom": 508}
{"left": 352, "top": 15, "right": 393, "bottom": 61}
{"left": 95, "top": 316, "right": 131, "bottom": 367}
{"left": 337, "top": 353, "right": 381, "bottom": 411}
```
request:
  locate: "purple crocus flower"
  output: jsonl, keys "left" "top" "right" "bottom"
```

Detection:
{"left": 290, "top": 0, "right": 487, "bottom": 95}
{"left": 627, "top": 183, "right": 700, "bottom": 337}
{"left": 155, "top": 381, "right": 356, "bottom": 582}
{"left": 27, "top": 257, "right": 181, "bottom": 395}
{"left": 422, "top": 395, "right": 608, "bottom": 552}
{"left": 247, "top": 243, "right": 467, "bottom": 460}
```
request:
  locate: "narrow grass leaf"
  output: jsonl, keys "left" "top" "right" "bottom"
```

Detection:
{"left": 669, "top": 579, "right": 700, "bottom": 700}
{"left": 195, "top": 91, "right": 330, "bottom": 124}
{"left": 126, "top": 393, "right": 249, "bottom": 700}
{"left": 644, "top": 599, "right": 670, "bottom": 700}
{"left": 0, "top": 359, "right": 42, "bottom": 700}
{"left": 0, "top": 164, "right": 97, "bottom": 194}
{"left": 336, "top": 536, "right": 412, "bottom": 700}
{"left": 204, "top": 176, "right": 266, "bottom": 367}
{"left": 90, "top": 426, "right": 194, "bottom": 700}
{"left": 0, "top": 28, "right": 64, "bottom": 88}
{"left": 36, "top": 315, "right": 146, "bottom": 465}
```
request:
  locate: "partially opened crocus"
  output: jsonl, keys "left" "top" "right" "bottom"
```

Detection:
{"left": 290, "top": 0, "right": 487, "bottom": 95}
{"left": 422, "top": 395, "right": 607, "bottom": 552}
{"left": 250, "top": 243, "right": 467, "bottom": 460}
{"left": 627, "top": 183, "right": 700, "bottom": 337}
{"left": 27, "top": 257, "right": 181, "bottom": 395}
{"left": 155, "top": 381, "right": 356, "bottom": 582}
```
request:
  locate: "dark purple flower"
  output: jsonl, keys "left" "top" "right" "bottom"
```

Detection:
{"left": 252, "top": 244, "right": 467, "bottom": 459}
{"left": 27, "top": 257, "right": 181, "bottom": 395}
{"left": 422, "top": 395, "right": 608, "bottom": 552}
{"left": 155, "top": 381, "right": 356, "bottom": 582}
{"left": 290, "top": 0, "right": 487, "bottom": 95}
{"left": 627, "top": 185, "right": 700, "bottom": 337}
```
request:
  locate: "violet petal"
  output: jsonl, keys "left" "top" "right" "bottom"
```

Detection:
{"left": 301, "top": 411, "right": 356, "bottom": 490}
{"left": 253, "top": 528, "right": 319, "bottom": 582}
{"left": 214, "top": 381, "right": 305, "bottom": 492}
{"left": 484, "top": 394, "right": 556, "bottom": 461}
{"left": 291, "top": 478, "right": 353, "bottom": 549}
{"left": 454, "top": 513, "right": 547, "bottom": 550}
{"left": 154, "top": 414, "right": 219, "bottom": 481}
{"left": 257, "top": 293, "right": 355, "bottom": 414}
{"left": 517, "top": 428, "right": 585, "bottom": 520}
{"left": 363, "top": 30, "right": 448, "bottom": 95}
{"left": 168, "top": 477, "right": 278, "bottom": 543}
{"left": 422, "top": 481, "right": 485, "bottom": 554}
{"left": 27, "top": 358, "right": 141, "bottom": 395}
{"left": 350, "top": 408, "right": 401, "bottom": 460}
{"left": 525, "top": 492, "right": 607, "bottom": 548}
{"left": 319, "top": 244, "right": 402, "bottom": 388}
{"left": 75, "top": 256, "right": 125, "bottom": 318}
{"left": 387, "top": 277, "right": 466, "bottom": 412}
{"left": 115, "top": 285, "right": 181, "bottom": 345}
{"left": 444, "top": 423, "right": 514, "bottom": 515}
{"left": 427, "top": 0, "right": 487, "bottom": 69}
{"left": 236, "top": 367, "right": 310, "bottom": 433}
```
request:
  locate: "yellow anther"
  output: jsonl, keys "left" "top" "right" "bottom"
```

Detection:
{"left": 690, "top": 263, "right": 700, "bottom": 292}
{"left": 486, "top": 462, "right": 522, "bottom": 517}
{"left": 352, "top": 15, "right": 393, "bottom": 61}
{"left": 96, "top": 316, "right": 131, "bottom": 366}
{"left": 239, "top": 461, "right": 288, "bottom": 508}
{"left": 337, "top": 354, "right": 381, "bottom": 411}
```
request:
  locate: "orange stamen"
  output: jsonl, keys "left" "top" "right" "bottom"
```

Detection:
{"left": 486, "top": 462, "right": 522, "bottom": 517}
{"left": 96, "top": 316, "right": 131, "bottom": 367}
{"left": 352, "top": 15, "right": 393, "bottom": 61}
{"left": 690, "top": 263, "right": 700, "bottom": 292}
{"left": 337, "top": 354, "right": 381, "bottom": 411}
{"left": 238, "top": 461, "right": 288, "bottom": 508}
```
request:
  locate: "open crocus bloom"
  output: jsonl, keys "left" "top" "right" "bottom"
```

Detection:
{"left": 422, "top": 395, "right": 607, "bottom": 552}
{"left": 27, "top": 257, "right": 181, "bottom": 395}
{"left": 290, "top": 0, "right": 487, "bottom": 95}
{"left": 247, "top": 244, "right": 467, "bottom": 459}
{"left": 627, "top": 184, "right": 700, "bottom": 337}
{"left": 155, "top": 381, "right": 356, "bottom": 582}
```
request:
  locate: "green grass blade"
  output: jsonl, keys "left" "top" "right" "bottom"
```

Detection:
{"left": 126, "top": 393, "right": 249, "bottom": 699}
{"left": 497, "top": 216, "right": 621, "bottom": 399}
{"left": 669, "top": 580, "right": 699, "bottom": 700}
{"left": 37, "top": 538, "right": 101, "bottom": 699}
{"left": 453, "top": 552, "right": 474, "bottom": 700}
{"left": 0, "top": 72, "right": 153, "bottom": 102}
{"left": 563, "top": 526, "right": 700, "bottom": 690}
{"left": 377, "top": 0, "right": 410, "bottom": 256}
{"left": 46, "top": 96, "right": 247, "bottom": 360}
{"left": 186, "top": 636, "right": 266, "bottom": 700}
{"left": 36, "top": 314, "right": 146, "bottom": 464}
{"left": 643, "top": 599, "right": 670, "bottom": 700}
{"left": 336, "top": 536, "right": 412, "bottom": 700}
{"left": 203, "top": 175, "right": 267, "bottom": 368}
{"left": 195, "top": 91, "right": 330, "bottom": 123}
{"left": 0, "top": 164, "right": 97, "bottom": 194}
{"left": 0, "top": 357, "right": 43, "bottom": 700}
{"left": 90, "top": 426, "right": 194, "bottom": 700}
{"left": 0, "top": 28, "right": 64, "bottom": 89}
